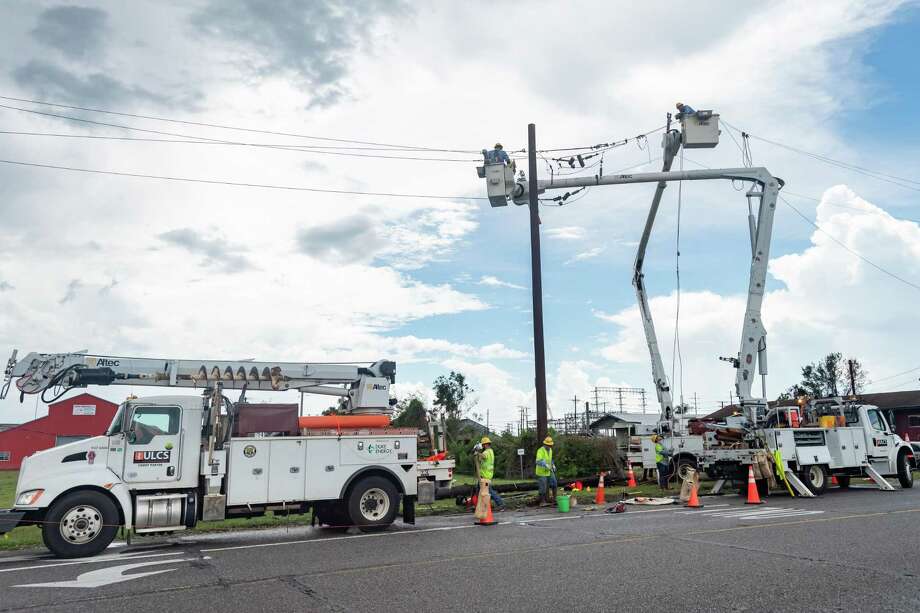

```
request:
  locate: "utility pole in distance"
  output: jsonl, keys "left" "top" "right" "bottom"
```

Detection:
{"left": 528, "top": 123, "right": 549, "bottom": 443}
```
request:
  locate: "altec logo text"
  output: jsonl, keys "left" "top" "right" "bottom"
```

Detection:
{"left": 134, "top": 450, "right": 171, "bottom": 463}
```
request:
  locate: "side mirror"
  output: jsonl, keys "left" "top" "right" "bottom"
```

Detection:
{"left": 127, "top": 427, "right": 137, "bottom": 444}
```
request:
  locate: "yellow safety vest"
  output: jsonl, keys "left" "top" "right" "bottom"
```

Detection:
{"left": 480, "top": 448, "right": 495, "bottom": 480}
{"left": 655, "top": 443, "right": 665, "bottom": 464}
{"left": 536, "top": 446, "right": 553, "bottom": 477}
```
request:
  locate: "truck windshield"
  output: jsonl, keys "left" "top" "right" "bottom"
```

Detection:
{"left": 106, "top": 404, "right": 126, "bottom": 435}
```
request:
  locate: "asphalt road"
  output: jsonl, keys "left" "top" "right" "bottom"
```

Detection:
{"left": 2, "top": 485, "right": 920, "bottom": 612}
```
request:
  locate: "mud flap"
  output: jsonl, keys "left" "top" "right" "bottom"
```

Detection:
{"left": 402, "top": 495, "right": 416, "bottom": 524}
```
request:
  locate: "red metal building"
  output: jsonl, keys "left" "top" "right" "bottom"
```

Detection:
{"left": 0, "top": 393, "right": 118, "bottom": 470}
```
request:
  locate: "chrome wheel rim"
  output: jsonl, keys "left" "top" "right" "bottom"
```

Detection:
{"left": 59, "top": 505, "right": 102, "bottom": 544}
{"left": 359, "top": 488, "right": 389, "bottom": 521}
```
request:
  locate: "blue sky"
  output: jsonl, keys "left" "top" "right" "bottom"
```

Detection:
{"left": 1, "top": 1, "right": 919, "bottom": 428}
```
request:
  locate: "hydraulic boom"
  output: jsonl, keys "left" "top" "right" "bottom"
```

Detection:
{"left": 2, "top": 350, "right": 396, "bottom": 413}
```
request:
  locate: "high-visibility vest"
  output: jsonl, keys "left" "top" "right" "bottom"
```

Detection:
{"left": 480, "top": 448, "right": 495, "bottom": 480}
{"left": 655, "top": 443, "right": 665, "bottom": 464}
{"left": 536, "top": 446, "right": 553, "bottom": 477}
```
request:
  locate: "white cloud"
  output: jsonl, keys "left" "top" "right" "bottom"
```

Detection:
{"left": 597, "top": 186, "right": 920, "bottom": 403}
{"left": 565, "top": 246, "right": 605, "bottom": 265}
{"left": 545, "top": 226, "right": 585, "bottom": 240}
{"left": 477, "top": 275, "right": 525, "bottom": 290}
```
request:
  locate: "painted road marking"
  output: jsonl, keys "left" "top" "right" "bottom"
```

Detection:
{"left": 0, "top": 551, "right": 183, "bottom": 575}
{"left": 706, "top": 507, "right": 824, "bottom": 520}
{"left": 14, "top": 556, "right": 207, "bottom": 589}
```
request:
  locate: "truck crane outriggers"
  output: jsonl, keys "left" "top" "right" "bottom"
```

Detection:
{"left": 0, "top": 350, "right": 434, "bottom": 558}
{"left": 481, "top": 110, "right": 914, "bottom": 497}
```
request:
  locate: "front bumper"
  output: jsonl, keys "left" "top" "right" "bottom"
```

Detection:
{"left": 0, "top": 508, "right": 26, "bottom": 535}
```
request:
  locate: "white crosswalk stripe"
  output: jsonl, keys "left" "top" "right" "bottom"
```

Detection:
{"left": 679, "top": 506, "right": 824, "bottom": 520}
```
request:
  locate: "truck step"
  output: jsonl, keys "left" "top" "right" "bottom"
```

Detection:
{"left": 864, "top": 465, "right": 897, "bottom": 491}
{"left": 783, "top": 471, "right": 816, "bottom": 497}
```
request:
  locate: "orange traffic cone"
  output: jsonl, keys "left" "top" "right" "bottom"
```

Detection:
{"left": 831, "top": 475, "right": 838, "bottom": 486}
{"left": 595, "top": 472, "right": 606, "bottom": 505}
{"left": 745, "top": 465, "right": 764, "bottom": 505}
{"left": 476, "top": 497, "right": 497, "bottom": 526}
{"left": 685, "top": 481, "right": 703, "bottom": 508}
{"left": 626, "top": 463, "right": 638, "bottom": 488}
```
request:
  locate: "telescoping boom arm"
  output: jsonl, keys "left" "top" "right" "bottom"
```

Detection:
{"left": 481, "top": 122, "right": 783, "bottom": 427}
{"left": 1, "top": 350, "right": 396, "bottom": 413}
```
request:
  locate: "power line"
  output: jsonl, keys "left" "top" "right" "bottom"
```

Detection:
{"left": 866, "top": 365, "right": 920, "bottom": 386}
{"left": 0, "top": 157, "right": 489, "bottom": 201}
{"left": 680, "top": 156, "right": 920, "bottom": 295}
{"left": 0, "top": 93, "right": 487, "bottom": 153}
{"left": 779, "top": 195, "right": 920, "bottom": 293}
{"left": 0, "top": 128, "right": 489, "bottom": 163}
{"left": 0, "top": 92, "right": 652, "bottom": 157}
{"left": 721, "top": 119, "right": 920, "bottom": 192}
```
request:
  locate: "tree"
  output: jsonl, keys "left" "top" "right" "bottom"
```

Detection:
{"left": 432, "top": 371, "right": 475, "bottom": 440}
{"left": 391, "top": 395, "right": 428, "bottom": 429}
{"left": 783, "top": 352, "right": 868, "bottom": 399}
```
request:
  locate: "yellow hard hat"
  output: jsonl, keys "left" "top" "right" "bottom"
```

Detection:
{"left": 543, "top": 436, "right": 553, "bottom": 446}
{"left": 481, "top": 436, "right": 491, "bottom": 445}
{"left": 494, "top": 143, "right": 503, "bottom": 149}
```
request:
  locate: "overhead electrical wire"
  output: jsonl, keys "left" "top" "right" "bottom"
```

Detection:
{"left": 680, "top": 153, "right": 920, "bottom": 295}
{"left": 0, "top": 92, "right": 657, "bottom": 158}
{"left": 0, "top": 158, "right": 490, "bottom": 200}
{"left": 0, "top": 93, "right": 487, "bottom": 153}
{"left": 721, "top": 119, "right": 920, "bottom": 193}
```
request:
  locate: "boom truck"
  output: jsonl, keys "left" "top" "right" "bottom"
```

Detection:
{"left": 481, "top": 110, "right": 914, "bottom": 497}
{"left": 0, "top": 350, "right": 452, "bottom": 558}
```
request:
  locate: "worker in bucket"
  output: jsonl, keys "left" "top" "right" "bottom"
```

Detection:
{"left": 535, "top": 436, "right": 557, "bottom": 506}
{"left": 653, "top": 434, "right": 673, "bottom": 491}
{"left": 483, "top": 142, "right": 511, "bottom": 165}
{"left": 675, "top": 102, "right": 696, "bottom": 118}
{"left": 476, "top": 436, "right": 505, "bottom": 511}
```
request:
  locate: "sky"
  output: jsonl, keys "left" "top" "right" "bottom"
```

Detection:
{"left": 0, "top": 0, "right": 919, "bottom": 429}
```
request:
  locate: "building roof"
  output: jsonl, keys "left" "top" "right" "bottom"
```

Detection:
{"left": 589, "top": 412, "right": 660, "bottom": 429}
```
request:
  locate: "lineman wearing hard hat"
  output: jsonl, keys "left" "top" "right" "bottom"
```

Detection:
{"left": 535, "top": 436, "right": 557, "bottom": 506}
{"left": 476, "top": 436, "right": 505, "bottom": 511}
{"left": 653, "top": 434, "right": 673, "bottom": 491}
{"left": 483, "top": 142, "right": 511, "bottom": 166}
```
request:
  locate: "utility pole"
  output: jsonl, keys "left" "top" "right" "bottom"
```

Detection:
{"left": 640, "top": 389, "right": 647, "bottom": 414}
{"left": 572, "top": 395, "right": 578, "bottom": 435}
{"left": 848, "top": 359, "right": 858, "bottom": 398}
{"left": 528, "top": 123, "right": 549, "bottom": 444}
{"left": 616, "top": 388, "right": 624, "bottom": 412}
{"left": 593, "top": 387, "right": 601, "bottom": 412}
{"left": 693, "top": 392, "right": 698, "bottom": 415}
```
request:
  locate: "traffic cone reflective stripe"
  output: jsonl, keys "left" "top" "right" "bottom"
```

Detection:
{"left": 595, "top": 473, "right": 606, "bottom": 505}
{"left": 626, "top": 463, "right": 638, "bottom": 488}
{"left": 686, "top": 481, "right": 703, "bottom": 508}
{"left": 745, "top": 465, "right": 764, "bottom": 505}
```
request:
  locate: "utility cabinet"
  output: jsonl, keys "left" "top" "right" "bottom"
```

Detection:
{"left": 681, "top": 111, "right": 720, "bottom": 148}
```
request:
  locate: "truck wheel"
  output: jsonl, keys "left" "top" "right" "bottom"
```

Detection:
{"left": 674, "top": 457, "right": 698, "bottom": 481}
{"left": 347, "top": 476, "right": 399, "bottom": 531}
{"left": 800, "top": 465, "right": 829, "bottom": 496}
{"left": 42, "top": 490, "right": 120, "bottom": 558}
{"left": 897, "top": 451, "right": 914, "bottom": 489}
{"left": 836, "top": 476, "right": 851, "bottom": 489}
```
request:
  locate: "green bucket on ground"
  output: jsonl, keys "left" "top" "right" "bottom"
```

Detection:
{"left": 557, "top": 495, "right": 571, "bottom": 513}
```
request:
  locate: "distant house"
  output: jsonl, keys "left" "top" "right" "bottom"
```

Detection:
{"left": 0, "top": 393, "right": 118, "bottom": 470}
{"left": 458, "top": 418, "right": 489, "bottom": 435}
